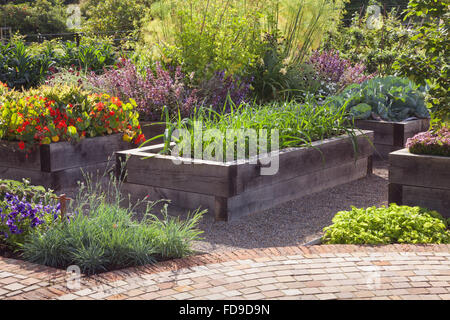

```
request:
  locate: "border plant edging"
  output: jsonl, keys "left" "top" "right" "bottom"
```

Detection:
{"left": 388, "top": 148, "right": 450, "bottom": 218}
{"left": 355, "top": 118, "right": 430, "bottom": 159}
{"left": 0, "top": 134, "right": 131, "bottom": 190}
{"left": 116, "top": 130, "right": 374, "bottom": 221}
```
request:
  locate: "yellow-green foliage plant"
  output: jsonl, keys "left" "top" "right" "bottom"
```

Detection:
{"left": 138, "top": 0, "right": 348, "bottom": 81}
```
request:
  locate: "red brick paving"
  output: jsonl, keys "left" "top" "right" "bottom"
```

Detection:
{"left": 0, "top": 244, "right": 449, "bottom": 300}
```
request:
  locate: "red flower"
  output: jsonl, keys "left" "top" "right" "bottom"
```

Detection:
{"left": 57, "top": 120, "right": 67, "bottom": 129}
{"left": 135, "top": 134, "right": 146, "bottom": 145}
{"left": 109, "top": 110, "right": 115, "bottom": 116}
{"left": 18, "top": 141, "right": 25, "bottom": 150}
{"left": 96, "top": 102, "right": 105, "bottom": 111}
{"left": 48, "top": 108, "right": 56, "bottom": 117}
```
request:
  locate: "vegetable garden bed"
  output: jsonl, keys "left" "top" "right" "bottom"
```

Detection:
{"left": 355, "top": 119, "right": 430, "bottom": 159}
{"left": 389, "top": 148, "right": 450, "bottom": 218}
{"left": 0, "top": 134, "right": 131, "bottom": 190}
{"left": 117, "top": 130, "right": 374, "bottom": 222}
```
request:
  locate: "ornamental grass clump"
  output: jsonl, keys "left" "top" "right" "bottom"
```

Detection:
{"left": 406, "top": 125, "right": 450, "bottom": 157}
{"left": 323, "top": 204, "right": 450, "bottom": 245}
{"left": 21, "top": 169, "right": 206, "bottom": 275}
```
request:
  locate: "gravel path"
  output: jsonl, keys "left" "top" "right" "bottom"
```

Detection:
{"left": 190, "top": 160, "right": 389, "bottom": 253}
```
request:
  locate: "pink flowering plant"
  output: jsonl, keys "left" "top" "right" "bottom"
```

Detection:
{"left": 406, "top": 125, "right": 450, "bottom": 157}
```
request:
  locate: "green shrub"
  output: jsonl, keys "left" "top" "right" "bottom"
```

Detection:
{"left": 323, "top": 204, "right": 450, "bottom": 244}
{"left": 0, "top": 0, "right": 69, "bottom": 35}
{"left": 250, "top": 32, "right": 320, "bottom": 102}
{"left": 146, "top": 0, "right": 266, "bottom": 82}
{"left": 144, "top": 0, "right": 346, "bottom": 83}
{"left": 322, "top": 7, "right": 410, "bottom": 76}
{"left": 80, "top": 0, "right": 154, "bottom": 34}
{"left": 392, "top": 0, "right": 449, "bottom": 122}
{"left": 329, "top": 76, "right": 430, "bottom": 121}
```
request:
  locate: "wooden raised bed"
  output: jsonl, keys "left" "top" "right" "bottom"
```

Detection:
{"left": 0, "top": 134, "right": 132, "bottom": 191}
{"left": 116, "top": 130, "right": 374, "bottom": 221}
{"left": 355, "top": 119, "right": 430, "bottom": 159}
{"left": 389, "top": 148, "right": 450, "bottom": 218}
{"left": 140, "top": 121, "right": 166, "bottom": 145}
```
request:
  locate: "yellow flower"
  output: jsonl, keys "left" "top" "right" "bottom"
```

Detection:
{"left": 52, "top": 136, "right": 60, "bottom": 142}
{"left": 122, "top": 133, "right": 132, "bottom": 142}
{"left": 41, "top": 137, "right": 51, "bottom": 144}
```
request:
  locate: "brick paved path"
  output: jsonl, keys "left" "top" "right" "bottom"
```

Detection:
{"left": 1, "top": 245, "right": 449, "bottom": 300}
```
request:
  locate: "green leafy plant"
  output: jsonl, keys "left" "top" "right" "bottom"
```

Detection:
{"left": 0, "top": 39, "right": 117, "bottom": 89}
{"left": 392, "top": 0, "right": 449, "bottom": 121}
{"left": 0, "top": 179, "right": 57, "bottom": 205}
{"left": 0, "top": 0, "right": 69, "bottom": 35}
{"left": 0, "top": 40, "right": 55, "bottom": 89}
{"left": 329, "top": 76, "right": 430, "bottom": 121}
{"left": 153, "top": 98, "right": 354, "bottom": 161}
{"left": 147, "top": 0, "right": 266, "bottom": 82}
{"left": 80, "top": 0, "right": 154, "bottom": 34}
{"left": 59, "top": 40, "right": 117, "bottom": 73}
{"left": 323, "top": 6, "right": 411, "bottom": 76}
{"left": 251, "top": 32, "right": 320, "bottom": 102}
{"left": 323, "top": 204, "right": 450, "bottom": 244}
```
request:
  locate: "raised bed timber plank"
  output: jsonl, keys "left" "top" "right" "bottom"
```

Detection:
{"left": 140, "top": 121, "right": 166, "bottom": 145}
{"left": 355, "top": 118, "right": 429, "bottom": 159}
{"left": 388, "top": 148, "right": 450, "bottom": 218}
{"left": 117, "top": 130, "right": 374, "bottom": 221}
{"left": 0, "top": 134, "right": 130, "bottom": 190}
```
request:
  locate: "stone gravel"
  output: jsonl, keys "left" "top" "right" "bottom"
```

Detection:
{"left": 189, "top": 160, "right": 389, "bottom": 254}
